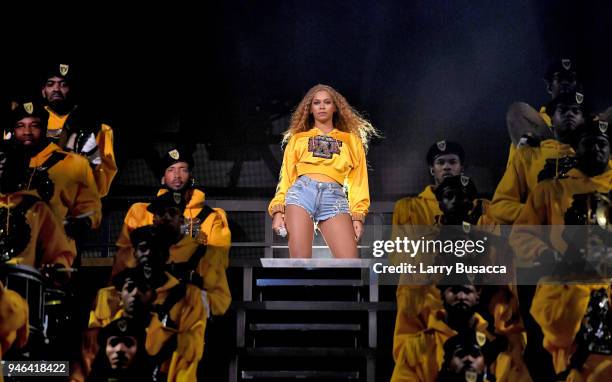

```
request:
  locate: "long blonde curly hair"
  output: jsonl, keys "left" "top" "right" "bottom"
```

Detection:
{"left": 282, "top": 84, "right": 379, "bottom": 151}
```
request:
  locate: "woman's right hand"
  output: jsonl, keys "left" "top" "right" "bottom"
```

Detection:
{"left": 272, "top": 212, "right": 286, "bottom": 236}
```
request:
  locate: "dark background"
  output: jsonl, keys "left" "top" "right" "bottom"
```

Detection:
{"left": 3, "top": 0, "right": 611, "bottom": 199}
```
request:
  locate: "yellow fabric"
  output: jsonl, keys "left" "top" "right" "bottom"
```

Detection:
{"left": 510, "top": 167, "right": 612, "bottom": 266}
{"left": 26, "top": 143, "right": 102, "bottom": 229}
{"left": 490, "top": 139, "right": 575, "bottom": 224}
{"left": 268, "top": 127, "right": 369, "bottom": 221}
{"left": 391, "top": 190, "right": 527, "bottom": 380}
{"left": 145, "top": 274, "right": 206, "bottom": 382}
{"left": 115, "top": 189, "right": 231, "bottom": 271}
{"left": 531, "top": 283, "right": 612, "bottom": 381}
{"left": 0, "top": 283, "right": 29, "bottom": 371}
{"left": 392, "top": 309, "right": 530, "bottom": 382}
{"left": 88, "top": 274, "right": 205, "bottom": 382}
{"left": 46, "top": 107, "right": 117, "bottom": 197}
{"left": 539, "top": 106, "right": 552, "bottom": 128}
{"left": 0, "top": 191, "right": 75, "bottom": 268}
{"left": 113, "top": 228, "right": 232, "bottom": 315}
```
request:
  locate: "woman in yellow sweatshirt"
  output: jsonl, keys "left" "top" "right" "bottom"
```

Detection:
{"left": 268, "top": 84, "right": 377, "bottom": 258}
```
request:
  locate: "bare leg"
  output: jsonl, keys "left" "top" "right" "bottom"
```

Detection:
{"left": 285, "top": 205, "right": 314, "bottom": 258}
{"left": 318, "top": 213, "right": 358, "bottom": 259}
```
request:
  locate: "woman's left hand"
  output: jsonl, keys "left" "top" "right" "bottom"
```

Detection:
{"left": 353, "top": 220, "right": 364, "bottom": 242}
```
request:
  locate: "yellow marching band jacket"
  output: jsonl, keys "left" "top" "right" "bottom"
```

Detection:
{"left": 268, "top": 127, "right": 370, "bottom": 222}
{"left": 509, "top": 167, "right": 612, "bottom": 381}
{"left": 391, "top": 186, "right": 529, "bottom": 382}
{"left": 85, "top": 273, "right": 206, "bottom": 382}
{"left": 46, "top": 106, "right": 118, "bottom": 198}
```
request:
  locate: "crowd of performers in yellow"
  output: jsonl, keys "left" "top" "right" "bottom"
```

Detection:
{"left": 1, "top": 59, "right": 611, "bottom": 381}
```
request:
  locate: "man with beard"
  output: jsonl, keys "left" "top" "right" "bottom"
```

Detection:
{"left": 391, "top": 141, "right": 467, "bottom": 365}
{"left": 114, "top": 146, "right": 231, "bottom": 270}
{"left": 114, "top": 178, "right": 231, "bottom": 316}
{"left": 491, "top": 91, "right": 589, "bottom": 225}
{"left": 437, "top": 331, "right": 492, "bottom": 382}
{"left": 391, "top": 276, "right": 496, "bottom": 382}
{"left": 40, "top": 64, "right": 117, "bottom": 197}
{"left": 87, "top": 317, "right": 150, "bottom": 382}
{"left": 511, "top": 120, "right": 612, "bottom": 381}
{"left": 9, "top": 99, "right": 101, "bottom": 246}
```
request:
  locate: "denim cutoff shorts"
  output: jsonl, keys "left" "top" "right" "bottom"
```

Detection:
{"left": 285, "top": 175, "right": 350, "bottom": 222}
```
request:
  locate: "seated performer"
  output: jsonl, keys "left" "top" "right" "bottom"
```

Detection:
{"left": 40, "top": 63, "right": 117, "bottom": 197}
{"left": 436, "top": 331, "right": 493, "bottom": 382}
{"left": 87, "top": 317, "right": 151, "bottom": 382}
{"left": 269, "top": 84, "right": 378, "bottom": 258}
{"left": 0, "top": 140, "right": 75, "bottom": 268}
{"left": 115, "top": 146, "right": 231, "bottom": 269}
{"left": 114, "top": 186, "right": 231, "bottom": 317}
{"left": 511, "top": 120, "right": 612, "bottom": 381}
{"left": 392, "top": 275, "right": 524, "bottom": 382}
{"left": 9, "top": 99, "right": 101, "bottom": 246}
{"left": 491, "top": 91, "right": 589, "bottom": 224}
{"left": 85, "top": 225, "right": 206, "bottom": 382}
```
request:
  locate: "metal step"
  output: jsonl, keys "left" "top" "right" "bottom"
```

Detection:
{"left": 241, "top": 370, "right": 359, "bottom": 380}
{"left": 233, "top": 301, "right": 395, "bottom": 311}
{"left": 256, "top": 279, "right": 364, "bottom": 287}
{"left": 241, "top": 347, "right": 375, "bottom": 357}
{"left": 249, "top": 323, "right": 361, "bottom": 332}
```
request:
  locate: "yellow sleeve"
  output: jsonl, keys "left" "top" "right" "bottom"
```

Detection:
{"left": 167, "top": 286, "right": 206, "bottom": 382}
{"left": 33, "top": 201, "right": 76, "bottom": 268}
{"left": 88, "top": 287, "right": 121, "bottom": 329}
{"left": 112, "top": 203, "right": 150, "bottom": 278}
{"left": 0, "top": 283, "right": 29, "bottom": 354}
{"left": 490, "top": 149, "right": 529, "bottom": 224}
{"left": 268, "top": 137, "right": 299, "bottom": 216}
{"left": 73, "top": 155, "right": 103, "bottom": 228}
{"left": 509, "top": 184, "right": 550, "bottom": 265}
{"left": 198, "top": 257, "right": 232, "bottom": 316}
{"left": 202, "top": 208, "right": 231, "bottom": 270}
{"left": 94, "top": 124, "right": 117, "bottom": 197}
{"left": 530, "top": 284, "right": 602, "bottom": 354}
{"left": 346, "top": 136, "right": 370, "bottom": 222}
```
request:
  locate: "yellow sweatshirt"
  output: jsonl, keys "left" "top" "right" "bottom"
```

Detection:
{"left": 88, "top": 274, "right": 205, "bottom": 382}
{"left": 1, "top": 191, "right": 75, "bottom": 268}
{"left": 510, "top": 167, "right": 612, "bottom": 266}
{"left": 112, "top": 234, "right": 230, "bottom": 317}
{"left": 0, "top": 282, "right": 29, "bottom": 382}
{"left": 491, "top": 139, "right": 575, "bottom": 224}
{"left": 268, "top": 127, "right": 370, "bottom": 221}
{"left": 46, "top": 107, "right": 117, "bottom": 197}
{"left": 531, "top": 283, "right": 612, "bottom": 381}
{"left": 26, "top": 143, "right": 102, "bottom": 229}
{"left": 115, "top": 188, "right": 231, "bottom": 271}
{"left": 393, "top": 309, "right": 530, "bottom": 382}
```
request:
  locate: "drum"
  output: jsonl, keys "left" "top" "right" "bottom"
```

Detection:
{"left": 0, "top": 264, "right": 44, "bottom": 335}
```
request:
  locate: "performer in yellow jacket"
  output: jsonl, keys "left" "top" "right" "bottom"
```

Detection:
{"left": 511, "top": 121, "right": 612, "bottom": 381}
{"left": 0, "top": 281, "right": 29, "bottom": 382}
{"left": 40, "top": 63, "right": 117, "bottom": 197}
{"left": 491, "top": 91, "right": 589, "bottom": 224}
{"left": 0, "top": 140, "right": 75, "bottom": 268}
{"left": 9, "top": 100, "right": 101, "bottom": 246}
{"left": 391, "top": 141, "right": 466, "bottom": 360}
{"left": 114, "top": 146, "right": 231, "bottom": 273}
{"left": 82, "top": 226, "right": 206, "bottom": 382}
{"left": 269, "top": 84, "right": 378, "bottom": 258}
{"left": 392, "top": 277, "right": 529, "bottom": 382}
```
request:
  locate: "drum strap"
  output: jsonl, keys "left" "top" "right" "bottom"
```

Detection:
{"left": 165, "top": 245, "right": 207, "bottom": 288}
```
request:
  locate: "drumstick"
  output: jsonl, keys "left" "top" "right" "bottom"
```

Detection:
{"left": 63, "top": 210, "right": 95, "bottom": 225}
